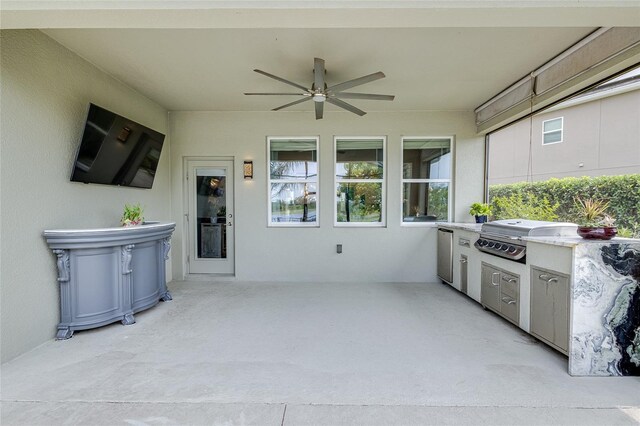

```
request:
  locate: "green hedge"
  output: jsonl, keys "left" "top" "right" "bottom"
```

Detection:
{"left": 488, "top": 174, "right": 640, "bottom": 238}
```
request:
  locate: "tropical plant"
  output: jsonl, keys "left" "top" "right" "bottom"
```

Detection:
{"left": 121, "top": 203, "right": 144, "bottom": 226}
{"left": 574, "top": 197, "right": 609, "bottom": 227}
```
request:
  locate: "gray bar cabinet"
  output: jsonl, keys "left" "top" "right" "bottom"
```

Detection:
{"left": 43, "top": 222, "right": 176, "bottom": 339}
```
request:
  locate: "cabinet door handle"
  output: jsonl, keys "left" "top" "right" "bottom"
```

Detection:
{"left": 539, "top": 273, "right": 558, "bottom": 283}
{"left": 460, "top": 259, "right": 467, "bottom": 263}
{"left": 491, "top": 272, "right": 500, "bottom": 286}
{"left": 501, "top": 296, "right": 516, "bottom": 305}
{"left": 501, "top": 276, "right": 517, "bottom": 283}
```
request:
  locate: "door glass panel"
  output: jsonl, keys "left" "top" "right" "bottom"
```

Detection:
{"left": 196, "top": 168, "right": 227, "bottom": 259}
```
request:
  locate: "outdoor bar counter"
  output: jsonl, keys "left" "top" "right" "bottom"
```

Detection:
{"left": 43, "top": 222, "right": 176, "bottom": 339}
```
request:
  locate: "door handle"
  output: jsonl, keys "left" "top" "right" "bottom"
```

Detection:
{"left": 539, "top": 274, "right": 558, "bottom": 283}
{"left": 491, "top": 272, "right": 500, "bottom": 286}
{"left": 460, "top": 259, "right": 467, "bottom": 263}
{"left": 502, "top": 276, "right": 517, "bottom": 283}
{"left": 227, "top": 222, "right": 232, "bottom": 227}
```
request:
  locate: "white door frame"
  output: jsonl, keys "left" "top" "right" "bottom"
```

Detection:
{"left": 183, "top": 156, "right": 235, "bottom": 276}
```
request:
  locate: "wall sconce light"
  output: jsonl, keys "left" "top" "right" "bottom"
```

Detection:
{"left": 117, "top": 127, "right": 131, "bottom": 143}
{"left": 243, "top": 161, "right": 253, "bottom": 180}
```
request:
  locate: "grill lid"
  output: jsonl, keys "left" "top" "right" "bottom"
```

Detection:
{"left": 481, "top": 219, "right": 578, "bottom": 238}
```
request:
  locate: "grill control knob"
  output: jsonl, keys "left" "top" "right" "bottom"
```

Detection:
{"left": 487, "top": 242, "right": 495, "bottom": 248}
{"left": 508, "top": 246, "right": 517, "bottom": 253}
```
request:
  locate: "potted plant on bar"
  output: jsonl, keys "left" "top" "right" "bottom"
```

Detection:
{"left": 121, "top": 203, "right": 144, "bottom": 227}
{"left": 469, "top": 202, "right": 492, "bottom": 224}
{"left": 574, "top": 197, "right": 617, "bottom": 240}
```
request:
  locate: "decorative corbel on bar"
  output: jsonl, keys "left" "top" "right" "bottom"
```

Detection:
{"left": 53, "top": 249, "right": 70, "bottom": 283}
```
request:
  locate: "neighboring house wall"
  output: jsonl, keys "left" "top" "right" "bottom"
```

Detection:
{"left": 169, "top": 111, "right": 484, "bottom": 283}
{"left": 488, "top": 88, "right": 640, "bottom": 185}
{"left": 0, "top": 30, "right": 171, "bottom": 362}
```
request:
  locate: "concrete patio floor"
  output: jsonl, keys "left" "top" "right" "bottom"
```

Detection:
{"left": 2, "top": 281, "right": 639, "bottom": 425}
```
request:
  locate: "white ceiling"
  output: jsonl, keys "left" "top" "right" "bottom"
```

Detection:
{"left": 43, "top": 27, "right": 595, "bottom": 113}
{"left": 6, "top": 1, "right": 638, "bottom": 114}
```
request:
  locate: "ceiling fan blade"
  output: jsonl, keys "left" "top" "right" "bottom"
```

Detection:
{"left": 326, "top": 98, "right": 366, "bottom": 116}
{"left": 333, "top": 93, "right": 395, "bottom": 101}
{"left": 272, "top": 97, "right": 312, "bottom": 111}
{"left": 314, "top": 57, "right": 325, "bottom": 91}
{"left": 254, "top": 69, "right": 309, "bottom": 92}
{"left": 245, "top": 93, "right": 308, "bottom": 96}
{"left": 315, "top": 101, "right": 324, "bottom": 120}
{"left": 327, "top": 72, "right": 385, "bottom": 94}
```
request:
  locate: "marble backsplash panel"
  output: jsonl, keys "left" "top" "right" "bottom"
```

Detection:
{"left": 571, "top": 243, "right": 640, "bottom": 376}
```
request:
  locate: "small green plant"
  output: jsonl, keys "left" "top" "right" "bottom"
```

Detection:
{"left": 469, "top": 202, "right": 492, "bottom": 217}
{"left": 617, "top": 227, "right": 635, "bottom": 238}
{"left": 574, "top": 197, "right": 609, "bottom": 227}
{"left": 121, "top": 203, "right": 144, "bottom": 226}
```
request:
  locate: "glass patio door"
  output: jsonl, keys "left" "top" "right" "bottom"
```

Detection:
{"left": 187, "top": 160, "right": 234, "bottom": 275}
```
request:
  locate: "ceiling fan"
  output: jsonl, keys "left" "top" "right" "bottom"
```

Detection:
{"left": 245, "top": 57, "right": 394, "bottom": 120}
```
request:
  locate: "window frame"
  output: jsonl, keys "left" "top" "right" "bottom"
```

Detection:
{"left": 400, "top": 136, "right": 454, "bottom": 227}
{"left": 267, "top": 136, "right": 320, "bottom": 228}
{"left": 334, "top": 136, "right": 387, "bottom": 227}
{"left": 542, "top": 117, "right": 564, "bottom": 145}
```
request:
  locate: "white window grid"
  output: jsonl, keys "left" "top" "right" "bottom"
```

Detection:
{"left": 334, "top": 136, "right": 387, "bottom": 227}
{"left": 542, "top": 117, "right": 563, "bottom": 145}
{"left": 267, "top": 136, "right": 320, "bottom": 227}
{"left": 400, "top": 136, "right": 453, "bottom": 226}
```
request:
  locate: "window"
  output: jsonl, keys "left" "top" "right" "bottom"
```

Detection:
{"left": 268, "top": 137, "right": 318, "bottom": 226}
{"left": 335, "top": 137, "right": 386, "bottom": 226}
{"left": 542, "top": 117, "right": 563, "bottom": 145}
{"left": 402, "top": 137, "right": 452, "bottom": 224}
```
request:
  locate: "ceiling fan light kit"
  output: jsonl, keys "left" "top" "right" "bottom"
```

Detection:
{"left": 245, "top": 57, "right": 394, "bottom": 120}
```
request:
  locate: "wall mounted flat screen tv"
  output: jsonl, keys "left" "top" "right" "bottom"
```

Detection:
{"left": 71, "top": 104, "right": 165, "bottom": 189}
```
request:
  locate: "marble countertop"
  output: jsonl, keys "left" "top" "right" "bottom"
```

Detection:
{"left": 437, "top": 223, "right": 639, "bottom": 247}
{"left": 523, "top": 235, "right": 640, "bottom": 247}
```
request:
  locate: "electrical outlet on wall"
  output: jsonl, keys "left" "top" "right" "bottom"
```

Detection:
{"left": 337, "top": 244, "right": 343, "bottom": 254}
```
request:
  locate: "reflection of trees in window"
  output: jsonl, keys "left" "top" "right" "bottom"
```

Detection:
{"left": 336, "top": 183, "right": 382, "bottom": 222}
{"left": 335, "top": 139, "right": 385, "bottom": 224}
{"left": 402, "top": 138, "right": 452, "bottom": 223}
{"left": 268, "top": 138, "right": 318, "bottom": 225}
{"left": 270, "top": 160, "right": 316, "bottom": 222}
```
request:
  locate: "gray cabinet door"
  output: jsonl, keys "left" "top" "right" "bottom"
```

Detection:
{"left": 481, "top": 264, "right": 501, "bottom": 313}
{"left": 530, "top": 267, "right": 569, "bottom": 353}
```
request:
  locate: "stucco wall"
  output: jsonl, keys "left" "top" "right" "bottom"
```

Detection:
{"left": 488, "top": 88, "right": 640, "bottom": 185}
{"left": 169, "top": 110, "right": 484, "bottom": 282}
{"left": 0, "top": 30, "right": 171, "bottom": 362}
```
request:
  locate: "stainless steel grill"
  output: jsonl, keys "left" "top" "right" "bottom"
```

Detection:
{"left": 474, "top": 219, "right": 577, "bottom": 262}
